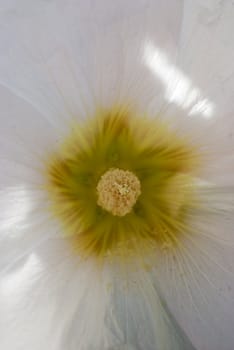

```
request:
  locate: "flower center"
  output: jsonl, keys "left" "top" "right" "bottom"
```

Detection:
{"left": 96, "top": 168, "right": 141, "bottom": 216}
{"left": 45, "top": 107, "right": 200, "bottom": 259}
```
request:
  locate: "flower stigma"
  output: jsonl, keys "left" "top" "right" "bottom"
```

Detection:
{"left": 97, "top": 168, "right": 141, "bottom": 217}
{"left": 45, "top": 107, "right": 200, "bottom": 260}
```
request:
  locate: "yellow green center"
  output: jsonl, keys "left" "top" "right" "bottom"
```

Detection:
{"left": 45, "top": 107, "right": 200, "bottom": 260}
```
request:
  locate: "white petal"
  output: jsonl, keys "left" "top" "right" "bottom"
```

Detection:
{"left": 0, "top": 86, "right": 63, "bottom": 270}
{"left": 0, "top": 0, "right": 183, "bottom": 122}
{"left": 153, "top": 185, "right": 234, "bottom": 350}
{"left": 0, "top": 234, "right": 196, "bottom": 350}
{"left": 0, "top": 238, "right": 114, "bottom": 350}
{"left": 105, "top": 264, "right": 195, "bottom": 350}
{"left": 182, "top": 0, "right": 234, "bottom": 186}
{"left": 0, "top": 85, "right": 66, "bottom": 183}
{"left": 148, "top": 0, "right": 234, "bottom": 185}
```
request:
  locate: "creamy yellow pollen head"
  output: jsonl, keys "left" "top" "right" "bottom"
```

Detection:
{"left": 97, "top": 168, "right": 141, "bottom": 217}
{"left": 45, "top": 107, "right": 200, "bottom": 260}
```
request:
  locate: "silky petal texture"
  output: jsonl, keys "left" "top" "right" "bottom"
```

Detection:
{"left": 0, "top": 0, "right": 182, "bottom": 126}
{"left": 148, "top": 0, "right": 234, "bottom": 186}
{"left": 0, "top": 86, "right": 63, "bottom": 271}
{"left": 0, "top": 238, "right": 113, "bottom": 350}
{"left": 0, "top": 237, "right": 195, "bottom": 350}
{"left": 148, "top": 2, "right": 234, "bottom": 349}
{"left": 0, "top": 1, "right": 234, "bottom": 350}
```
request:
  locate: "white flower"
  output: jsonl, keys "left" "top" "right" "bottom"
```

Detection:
{"left": 0, "top": 1, "right": 234, "bottom": 350}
